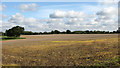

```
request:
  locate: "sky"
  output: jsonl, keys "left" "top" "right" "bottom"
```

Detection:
{"left": 0, "top": 1, "right": 118, "bottom": 32}
{"left": 0, "top": 0, "right": 109, "bottom": 2}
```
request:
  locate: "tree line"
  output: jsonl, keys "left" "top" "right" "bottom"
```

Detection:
{"left": 21, "top": 30, "right": 119, "bottom": 35}
{"left": 0, "top": 26, "right": 120, "bottom": 37}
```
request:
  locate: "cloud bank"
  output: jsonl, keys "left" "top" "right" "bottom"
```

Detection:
{"left": 19, "top": 3, "right": 39, "bottom": 12}
{"left": 1, "top": 1, "right": 118, "bottom": 32}
{"left": 0, "top": 4, "right": 6, "bottom": 12}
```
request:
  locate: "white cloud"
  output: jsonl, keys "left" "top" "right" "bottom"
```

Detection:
{"left": 2, "top": 22, "right": 16, "bottom": 32}
{"left": 99, "top": 0, "right": 118, "bottom": 5}
{"left": 8, "top": 13, "right": 24, "bottom": 24}
{"left": 94, "top": 6, "right": 118, "bottom": 31}
{"left": 2, "top": 1, "right": 118, "bottom": 32}
{"left": 19, "top": 3, "right": 39, "bottom": 12}
{"left": 2, "top": 14, "right": 8, "bottom": 19}
{"left": 50, "top": 10, "right": 66, "bottom": 18}
{"left": 6, "top": 7, "right": 118, "bottom": 32}
{"left": 50, "top": 10, "right": 87, "bottom": 18}
{"left": 97, "top": 7, "right": 117, "bottom": 16}
{"left": 0, "top": 14, "right": 7, "bottom": 24}
{"left": 95, "top": 7, "right": 117, "bottom": 24}
{"left": 7, "top": 13, "right": 46, "bottom": 32}
{"left": 0, "top": 4, "right": 6, "bottom": 12}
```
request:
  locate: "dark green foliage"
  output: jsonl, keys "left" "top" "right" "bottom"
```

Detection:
{"left": 5, "top": 26, "right": 24, "bottom": 37}
{"left": 2, "top": 36, "right": 26, "bottom": 40}
{"left": 51, "top": 30, "right": 60, "bottom": 34}
{"left": 2, "top": 26, "right": 119, "bottom": 36}
{"left": 0, "top": 32, "right": 4, "bottom": 36}
{"left": 22, "top": 31, "right": 33, "bottom": 35}
{"left": 43, "top": 31, "right": 48, "bottom": 34}
{"left": 21, "top": 30, "right": 119, "bottom": 35}
{"left": 66, "top": 30, "right": 71, "bottom": 34}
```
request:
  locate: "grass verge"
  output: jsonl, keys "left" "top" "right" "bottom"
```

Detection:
{"left": 0, "top": 36, "right": 26, "bottom": 40}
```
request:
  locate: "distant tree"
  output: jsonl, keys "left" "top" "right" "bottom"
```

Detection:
{"left": 39, "top": 32, "right": 43, "bottom": 34}
{"left": 5, "top": 26, "right": 24, "bottom": 37}
{"left": 72, "top": 31, "right": 80, "bottom": 34}
{"left": 85, "top": 30, "right": 90, "bottom": 34}
{"left": 23, "top": 31, "right": 33, "bottom": 35}
{"left": 66, "top": 30, "right": 71, "bottom": 34}
{"left": 43, "top": 32, "right": 48, "bottom": 34}
{"left": 51, "top": 30, "right": 60, "bottom": 34}
{"left": 0, "top": 32, "right": 5, "bottom": 36}
{"left": 51, "top": 30, "right": 54, "bottom": 34}
{"left": 33, "top": 32, "right": 39, "bottom": 35}
{"left": 54, "top": 30, "right": 60, "bottom": 34}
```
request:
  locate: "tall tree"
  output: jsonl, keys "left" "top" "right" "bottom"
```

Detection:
{"left": 5, "top": 26, "right": 24, "bottom": 37}
{"left": 66, "top": 30, "right": 71, "bottom": 34}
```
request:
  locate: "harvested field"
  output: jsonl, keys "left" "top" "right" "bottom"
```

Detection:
{"left": 2, "top": 34, "right": 119, "bottom": 66}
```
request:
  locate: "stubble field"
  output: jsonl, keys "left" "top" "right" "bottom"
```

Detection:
{"left": 2, "top": 34, "right": 119, "bottom": 66}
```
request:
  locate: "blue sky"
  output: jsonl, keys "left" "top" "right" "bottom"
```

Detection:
{"left": 1, "top": 2, "right": 118, "bottom": 32}
{"left": 3, "top": 2, "right": 98, "bottom": 18}
{"left": 1, "top": 0, "right": 100, "bottom": 2}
